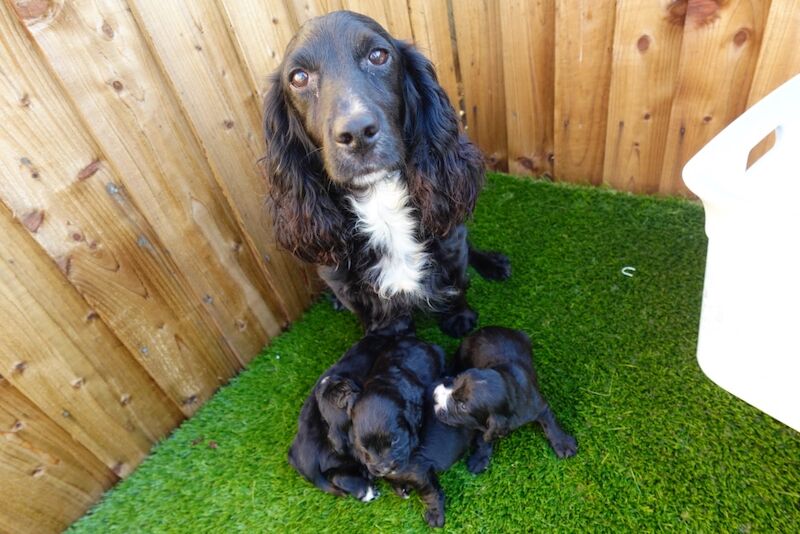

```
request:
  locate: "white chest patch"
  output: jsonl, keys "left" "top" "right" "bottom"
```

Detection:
{"left": 348, "top": 171, "right": 428, "bottom": 299}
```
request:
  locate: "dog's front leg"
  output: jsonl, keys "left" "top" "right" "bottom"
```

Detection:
{"left": 409, "top": 468, "right": 446, "bottom": 528}
{"left": 466, "top": 433, "right": 494, "bottom": 474}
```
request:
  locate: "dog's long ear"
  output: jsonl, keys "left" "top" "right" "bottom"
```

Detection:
{"left": 396, "top": 40, "right": 484, "bottom": 238}
{"left": 262, "top": 74, "right": 345, "bottom": 265}
{"left": 316, "top": 375, "right": 361, "bottom": 413}
{"left": 483, "top": 413, "right": 511, "bottom": 443}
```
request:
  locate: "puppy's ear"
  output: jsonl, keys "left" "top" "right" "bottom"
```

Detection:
{"left": 262, "top": 73, "right": 345, "bottom": 265}
{"left": 396, "top": 40, "right": 484, "bottom": 238}
{"left": 483, "top": 414, "right": 511, "bottom": 443}
{"left": 316, "top": 375, "right": 361, "bottom": 413}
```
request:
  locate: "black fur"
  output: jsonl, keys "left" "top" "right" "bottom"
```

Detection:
{"left": 434, "top": 327, "right": 578, "bottom": 459}
{"left": 262, "top": 11, "right": 509, "bottom": 336}
{"left": 287, "top": 317, "right": 414, "bottom": 500}
{"left": 383, "top": 391, "right": 488, "bottom": 528}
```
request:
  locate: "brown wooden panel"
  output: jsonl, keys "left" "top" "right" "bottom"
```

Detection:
{"left": 343, "top": 0, "right": 413, "bottom": 40}
{"left": 500, "top": 0, "right": 555, "bottom": 178}
{"left": 22, "top": 0, "right": 286, "bottom": 364}
{"left": 554, "top": 0, "right": 616, "bottom": 185}
{"left": 745, "top": 0, "right": 800, "bottom": 164}
{"left": 407, "top": 0, "right": 460, "bottom": 110}
{"left": 291, "top": 0, "right": 333, "bottom": 23}
{"left": 452, "top": 0, "right": 508, "bottom": 171}
{"left": 0, "top": 2, "right": 240, "bottom": 415}
{"left": 0, "top": 202, "right": 182, "bottom": 473}
{"left": 602, "top": 0, "right": 685, "bottom": 193}
{"left": 220, "top": 0, "right": 299, "bottom": 95}
{"left": 129, "top": 0, "right": 312, "bottom": 320}
{"left": 659, "top": 0, "right": 771, "bottom": 195}
{"left": 0, "top": 377, "right": 117, "bottom": 534}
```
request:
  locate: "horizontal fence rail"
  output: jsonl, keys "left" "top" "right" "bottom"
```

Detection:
{"left": 1, "top": 0, "right": 798, "bottom": 532}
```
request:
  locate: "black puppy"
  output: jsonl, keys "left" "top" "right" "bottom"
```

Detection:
{"left": 433, "top": 327, "right": 577, "bottom": 467}
{"left": 381, "top": 391, "right": 486, "bottom": 528}
{"left": 330, "top": 335, "right": 445, "bottom": 524}
{"left": 287, "top": 317, "right": 413, "bottom": 501}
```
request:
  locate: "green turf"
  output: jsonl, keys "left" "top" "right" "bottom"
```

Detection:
{"left": 70, "top": 174, "right": 800, "bottom": 533}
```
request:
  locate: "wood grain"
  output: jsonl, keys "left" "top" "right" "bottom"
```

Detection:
{"left": 0, "top": 377, "right": 117, "bottom": 534}
{"left": 23, "top": 0, "right": 287, "bottom": 364}
{"left": 452, "top": 0, "right": 508, "bottom": 171}
{"left": 745, "top": 0, "right": 800, "bottom": 165}
{"left": 603, "top": 0, "right": 685, "bottom": 193}
{"left": 343, "top": 0, "right": 413, "bottom": 40}
{"left": 129, "top": 0, "right": 312, "bottom": 320}
{"left": 407, "top": 0, "right": 460, "bottom": 111}
{"left": 500, "top": 0, "right": 556, "bottom": 178}
{"left": 554, "top": 0, "right": 616, "bottom": 185}
{"left": 0, "top": 201, "right": 182, "bottom": 473}
{"left": 0, "top": 1, "right": 240, "bottom": 415}
{"left": 220, "top": 0, "right": 299, "bottom": 96}
{"left": 659, "top": 0, "right": 771, "bottom": 195}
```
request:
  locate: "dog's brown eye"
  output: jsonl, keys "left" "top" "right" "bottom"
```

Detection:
{"left": 368, "top": 48, "right": 389, "bottom": 66}
{"left": 289, "top": 69, "right": 309, "bottom": 88}
{"left": 458, "top": 401, "right": 467, "bottom": 411}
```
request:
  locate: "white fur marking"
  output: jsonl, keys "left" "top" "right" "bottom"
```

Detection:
{"left": 433, "top": 384, "right": 453, "bottom": 413}
{"left": 348, "top": 171, "right": 428, "bottom": 299}
{"left": 361, "top": 485, "right": 378, "bottom": 503}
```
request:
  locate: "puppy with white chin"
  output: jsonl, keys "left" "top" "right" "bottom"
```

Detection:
{"left": 287, "top": 317, "right": 414, "bottom": 502}
{"left": 433, "top": 327, "right": 577, "bottom": 471}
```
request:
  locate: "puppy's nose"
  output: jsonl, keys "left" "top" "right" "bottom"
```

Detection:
{"left": 334, "top": 112, "right": 380, "bottom": 150}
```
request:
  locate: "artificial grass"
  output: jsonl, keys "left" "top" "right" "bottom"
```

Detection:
{"left": 70, "top": 174, "right": 800, "bottom": 533}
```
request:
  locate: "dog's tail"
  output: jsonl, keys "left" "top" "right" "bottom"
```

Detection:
{"left": 468, "top": 243, "right": 511, "bottom": 281}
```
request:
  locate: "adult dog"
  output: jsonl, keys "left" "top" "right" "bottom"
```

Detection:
{"left": 262, "top": 11, "right": 510, "bottom": 337}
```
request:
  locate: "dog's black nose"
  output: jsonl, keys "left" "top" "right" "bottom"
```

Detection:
{"left": 334, "top": 112, "right": 379, "bottom": 150}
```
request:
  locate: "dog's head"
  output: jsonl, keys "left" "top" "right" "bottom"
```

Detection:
{"left": 432, "top": 368, "right": 512, "bottom": 442}
{"left": 262, "top": 11, "right": 484, "bottom": 265}
{"left": 347, "top": 391, "right": 418, "bottom": 477}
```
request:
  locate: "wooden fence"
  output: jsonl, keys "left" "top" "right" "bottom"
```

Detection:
{"left": 1, "top": 0, "right": 798, "bottom": 532}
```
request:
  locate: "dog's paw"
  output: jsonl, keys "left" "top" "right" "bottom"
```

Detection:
{"left": 476, "top": 252, "right": 512, "bottom": 281}
{"left": 359, "top": 485, "right": 379, "bottom": 503}
{"left": 439, "top": 308, "right": 477, "bottom": 338}
{"left": 391, "top": 484, "right": 411, "bottom": 499}
{"left": 329, "top": 293, "right": 346, "bottom": 311}
{"left": 466, "top": 451, "right": 491, "bottom": 474}
{"left": 551, "top": 433, "right": 578, "bottom": 459}
{"left": 424, "top": 508, "right": 445, "bottom": 528}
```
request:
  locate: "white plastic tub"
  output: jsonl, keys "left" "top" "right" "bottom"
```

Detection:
{"left": 683, "top": 74, "right": 800, "bottom": 432}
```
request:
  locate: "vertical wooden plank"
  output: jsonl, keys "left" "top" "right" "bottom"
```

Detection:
{"left": 21, "top": 0, "right": 287, "bottom": 365}
{"left": 407, "top": 0, "right": 460, "bottom": 109}
{"left": 452, "top": 0, "right": 508, "bottom": 171}
{"left": 0, "top": 377, "right": 117, "bottom": 534}
{"left": 553, "top": 0, "right": 616, "bottom": 185}
{"left": 500, "top": 0, "right": 555, "bottom": 178}
{"left": 342, "top": 0, "right": 413, "bottom": 41}
{"left": 290, "top": 0, "right": 333, "bottom": 23}
{"left": 129, "top": 0, "right": 312, "bottom": 322}
{"left": 0, "top": 202, "right": 182, "bottom": 474}
{"left": 220, "top": 0, "right": 299, "bottom": 96}
{"left": 659, "top": 0, "right": 771, "bottom": 195}
{"left": 0, "top": 2, "right": 239, "bottom": 415}
{"left": 602, "top": 0, "right": 685, "bottom": 193}
{"left": 745, "top": 0, "right": 800, "bottom": 164}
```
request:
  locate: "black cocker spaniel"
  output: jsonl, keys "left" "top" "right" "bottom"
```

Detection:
{"left": 262, "top": 11, "right": 510, "bottom": 337}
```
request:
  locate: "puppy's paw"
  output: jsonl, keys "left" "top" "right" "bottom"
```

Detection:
{"left": 424, "top": 508, "right": 445, "bottom": 528}
{"left": 439, "top": 308, "right": 477, "bottom": 338}
{"left": 551, "top": 433, "right": 578, "bottom": 459}
{"left": 475, "top": 252, "right": 512, "bottom": 281}
{"left": 466, "top": 451, "right": 491, "bottom": 474}
{"left": 391, "top": 484, "right": 411, "bottom": 499}
{"left": 359, "top": 485, "right": 380, "bottom": 503}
